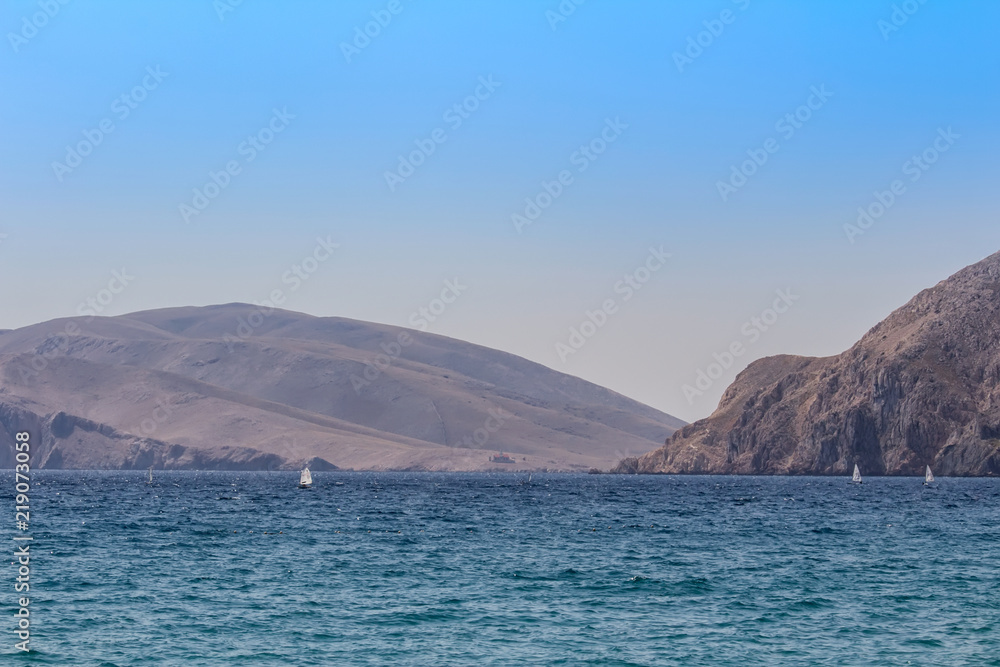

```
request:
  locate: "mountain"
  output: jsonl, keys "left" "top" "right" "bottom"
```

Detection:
{"left": 0, "top": 305, "right": 684, "bottom": 471}
{"left": 616, "top": 251, "right": 1000, "bottom": 476}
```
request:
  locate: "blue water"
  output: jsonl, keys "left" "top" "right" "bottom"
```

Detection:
{"left": 5, "top": 472, "right": 1000, "bottom": 665}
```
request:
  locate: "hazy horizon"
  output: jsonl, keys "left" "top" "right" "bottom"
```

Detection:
{"left": 3, "top": 1, "right": 998, "bottom": 423}
{"left": 0, "top": 263, "right": 989, "bottom": 428}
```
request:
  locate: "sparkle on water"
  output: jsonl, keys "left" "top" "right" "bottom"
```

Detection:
{"left": 7, "top": 471, "right": 1000, "bottom": 665}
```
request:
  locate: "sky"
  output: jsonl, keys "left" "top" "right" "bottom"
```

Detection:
{"left": 1, "top": 0, "right": 998, "bottom": 423}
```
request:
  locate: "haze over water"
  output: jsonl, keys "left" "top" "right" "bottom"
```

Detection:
{"left": 13, "top": 472, "right": 1000, "bottom": 665}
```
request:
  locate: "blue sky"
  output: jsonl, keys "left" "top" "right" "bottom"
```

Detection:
{"left": 2, "top": 0, "right": 998, "bottom": 422}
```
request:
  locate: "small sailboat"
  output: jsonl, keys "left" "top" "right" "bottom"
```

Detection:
{"left": 298, "top": 467, "right": 313, "bottom": 489}
{"left": 924, "top": 466, "right": 935, "bottom": 485}
{"left": 851, "top": 464, "right": 862, "bottom": 484}
{"left": 147, "top": 466, "right": 153, "bottom": 484}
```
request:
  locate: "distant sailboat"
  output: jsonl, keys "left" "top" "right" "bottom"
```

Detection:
{"left": 924, "top": 466, "right": 935, "bottom": 485}
{"left": 147, "top": 466, "right": 153, "bottom": 484}
{"left": 298, "top": 467, "right": 313, "bottom": 489}
{"left": 852, "top": 464, "right": 862, "bottom": 484}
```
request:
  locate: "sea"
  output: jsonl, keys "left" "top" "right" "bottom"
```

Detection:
{"left": 5, "top": 472, "right": 1000, "bottom": 665}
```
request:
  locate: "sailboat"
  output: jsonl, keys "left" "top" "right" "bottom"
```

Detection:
{"left": 147, "top": 466, "right": 153, "bottom": 484}
{"left": 924, "top": 466, "right": 935, "bottom": 485}
{"left": 298, "top": 467, "right": 313, "bottom": 489}
{"left": 851, "top": 464, "right": 862, "bottom": 484}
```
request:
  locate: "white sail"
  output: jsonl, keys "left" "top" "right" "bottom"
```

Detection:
{"left": 148, "top": 466, "right": 153, "bottom": 483}
{"left": 852, "top": 464, "right": 862, "bottom": 483}
{"left": 925, "top": 466, "right": 935, "bottom": 483}
{"left": 300, "top": 468, "right": 312, "bottom": 486}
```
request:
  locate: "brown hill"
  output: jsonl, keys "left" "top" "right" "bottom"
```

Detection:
{"left": 618, "top": 250, "right": 1000, "bottom": 476}
{"left": 0, "top": 305, "right": 683, "bottom": 471}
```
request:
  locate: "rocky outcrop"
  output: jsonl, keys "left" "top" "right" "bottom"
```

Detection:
{"left": 0, "top": 402, "right": 337, "bottom": 471}
{"left": 620, "top": 250, "right": 1000, "bottom": 476}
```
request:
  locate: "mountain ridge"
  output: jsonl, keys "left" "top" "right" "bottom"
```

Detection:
{"left": 0, "top": 304, "right": 684, "bottom": 471}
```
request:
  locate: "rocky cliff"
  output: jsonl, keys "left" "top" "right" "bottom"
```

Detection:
{"left": 618, "top": 250, "right": 1000, "bottom": 476}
